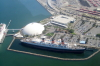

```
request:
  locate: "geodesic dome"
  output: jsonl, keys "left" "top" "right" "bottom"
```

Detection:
{"left": 21, "top": 22, "right": 44, "bottom": 36}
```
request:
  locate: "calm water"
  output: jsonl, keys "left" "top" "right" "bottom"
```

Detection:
{"left": 0, "top": 0, "right": 100, "bottom": 66}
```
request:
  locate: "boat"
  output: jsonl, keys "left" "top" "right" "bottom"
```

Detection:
{"left": 21, "top": 37, "right": 85, "bottom": 53}
{"left": 0, "top": 23, "right": 6, "bottom": 43}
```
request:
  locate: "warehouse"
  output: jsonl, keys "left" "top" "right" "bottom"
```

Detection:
{"left": 50, "top": 15, "right": 75, "bottom": 27}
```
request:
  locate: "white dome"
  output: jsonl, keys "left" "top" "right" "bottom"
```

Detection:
{"left": 21, "top": 22, "right": 44, "bottom": 36}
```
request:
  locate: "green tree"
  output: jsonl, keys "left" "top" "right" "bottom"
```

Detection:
{"left": 92, "top": 23, "right": 96, "bottom": 27}
{"left": 96, "top": 34, "right": 100, "bottom": 38}
{"left": 69, "top": 29, "right": 74, "bottom": 33}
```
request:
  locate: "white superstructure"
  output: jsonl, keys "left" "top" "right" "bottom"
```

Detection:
{"left": 0, "top": 23, "right": 6, "bottom": 43}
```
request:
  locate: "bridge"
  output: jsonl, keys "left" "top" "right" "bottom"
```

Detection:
{"left": 6, "top": 34, "right": 15, "bottom": 36}
{"left": 7, "top": 29, "right": 21, "bottom": 30}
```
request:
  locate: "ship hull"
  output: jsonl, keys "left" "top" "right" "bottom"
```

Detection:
{"left": 21, "top": 42, "right": 85, "bottom": 53}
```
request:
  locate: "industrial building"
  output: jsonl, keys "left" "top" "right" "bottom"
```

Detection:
{"left": 50, "top": 15, "right": 75, "bottom": 28}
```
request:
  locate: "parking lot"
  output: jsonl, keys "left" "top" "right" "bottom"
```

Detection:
{"left": 38, "top": 0, "right": 100, "bottom": 48}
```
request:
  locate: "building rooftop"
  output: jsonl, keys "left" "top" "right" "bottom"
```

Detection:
{"left": 80, "top": 41, "right": 86, "bottom": 44}
{"left": 51, "top": 15, "right": 75, "bottom": 24}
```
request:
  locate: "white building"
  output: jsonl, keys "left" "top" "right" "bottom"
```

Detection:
{"left": 21, "top": 23, "right": 45, "bottom": 36}
{"left": 50, "top": 15, "right": 75, "bottom": 28}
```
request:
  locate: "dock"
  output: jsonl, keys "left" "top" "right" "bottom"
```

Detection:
{"left": 7, "top": 20, "right": 11, "bottom": 28}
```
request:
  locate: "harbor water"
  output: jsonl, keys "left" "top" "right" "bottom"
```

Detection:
{"left": 0, "top": 0, "right": 100, "bottom": 66}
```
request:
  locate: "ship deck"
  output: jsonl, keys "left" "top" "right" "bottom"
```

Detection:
{"left": 21, "top": 37, "right": 85, "bottom": 50}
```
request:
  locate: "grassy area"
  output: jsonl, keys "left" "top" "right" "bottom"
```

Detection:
{"left": 46, "top": 33, "right": 54, "bottom": 37}
{"left": 43, "top": 30, "right": 47, "bottom": 34}
{"left": 54, "top": 26, "right": 59, "bottom": 28}
{"left": 39, "top": 18, "right": 50, "bottom": 24}
{"left": 71, "top": 33, "right": 76, "bottom": 35}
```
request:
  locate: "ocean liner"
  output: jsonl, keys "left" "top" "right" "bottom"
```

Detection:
{"left": 20, "top": 23, "right": 85, "bottom": 53}
{"left": 21, "top": 38, "right": 85, "bottom": 53}
{"left": 0, "top": 23, "right": 6, "bottom": 43}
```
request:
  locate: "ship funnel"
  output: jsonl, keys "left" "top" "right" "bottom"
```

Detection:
{"left": 61, "top": 39, "right": 64, "bottom": 44}
{"left": 52, "top": 39, "right": 54, "bottom": 44}
{"left": 42, "top": 38, "right": 45, "bottom": 42}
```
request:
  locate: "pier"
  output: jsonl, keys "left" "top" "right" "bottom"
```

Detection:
{"left": 7, "top": 20, "right": 11, "bottom": 28}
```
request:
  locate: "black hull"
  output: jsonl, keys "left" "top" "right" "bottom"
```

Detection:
{"left": 21, "top": 42, "right": 85, "bottom": 53}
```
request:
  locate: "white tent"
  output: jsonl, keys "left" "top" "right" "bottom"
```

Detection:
{"left": 21, "top": 22, "right": 44, "bottom": 36}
